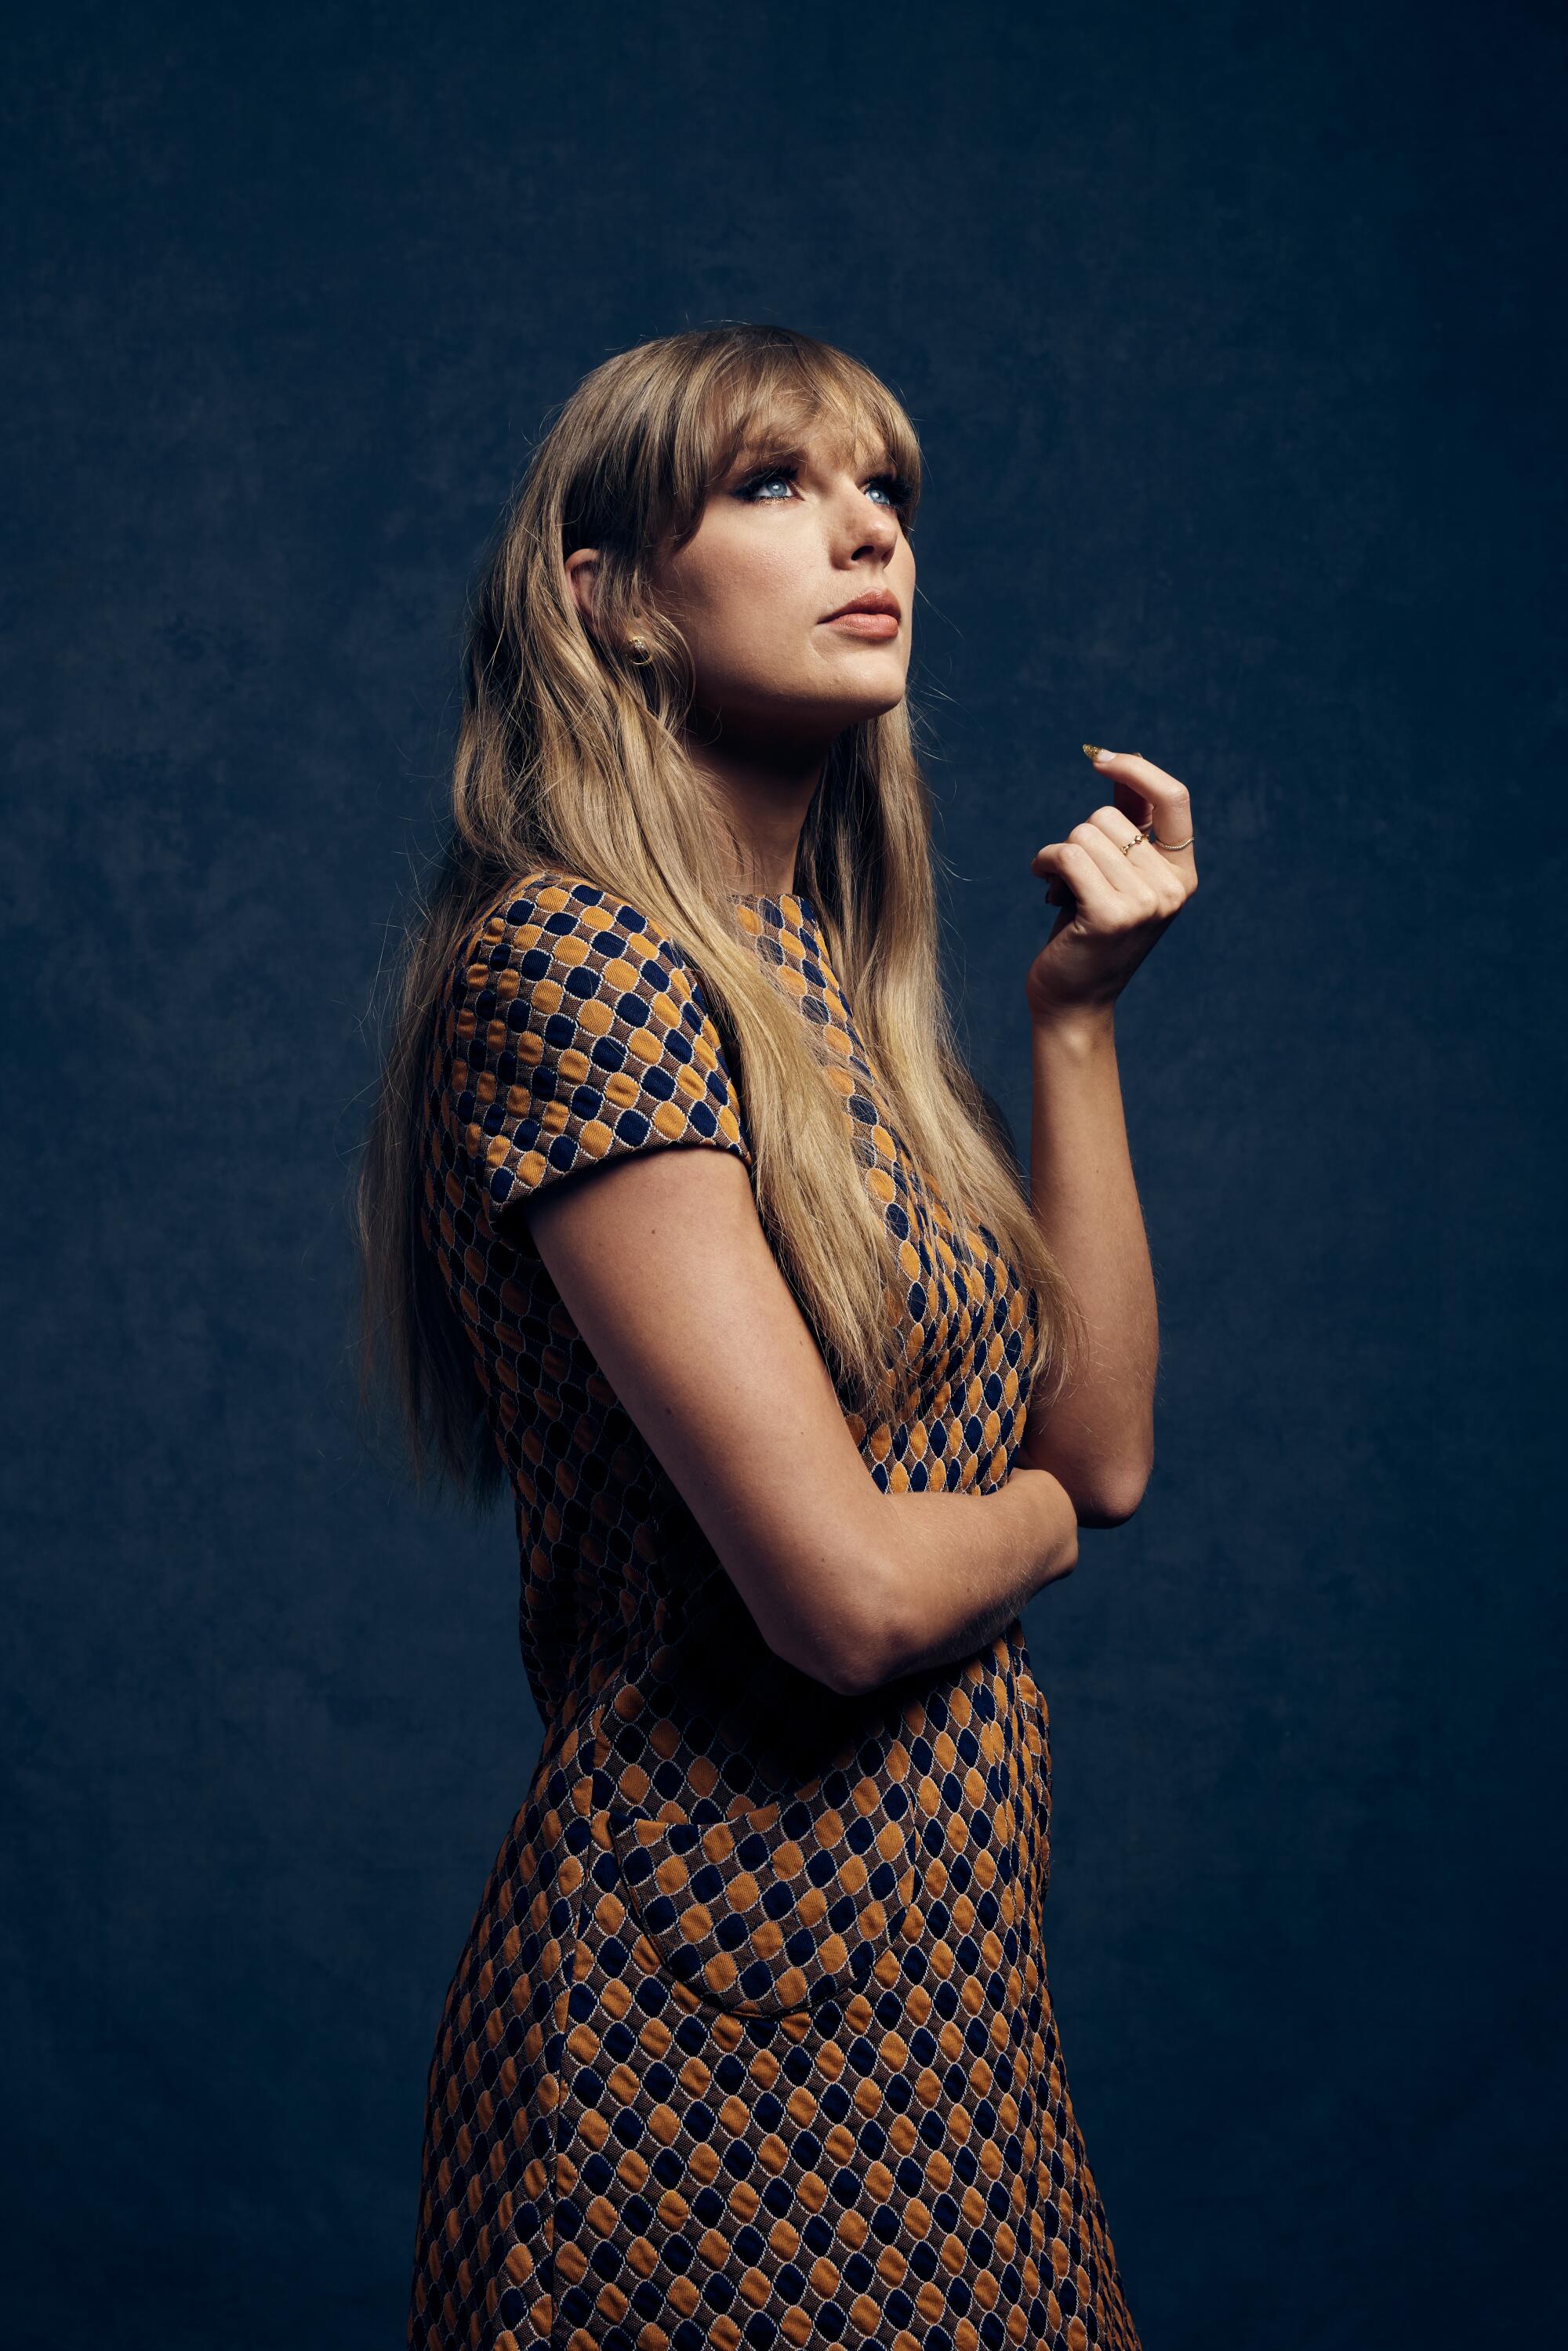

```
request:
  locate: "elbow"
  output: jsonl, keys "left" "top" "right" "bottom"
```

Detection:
{"left": 800, "top": 1655, "right": 884, "bottom": 1700}
{"left": 1072, "top": 1458, "right": 1152, "bottom": 1529}
{"left": 815, "top": 1634, "right": 898, "bottom": 1699}
{"left": 776, "top": 1616, "right": 899, "bottom": 1699}
{"left": 1020, "top": 1421, "right": 1154, "bottom": 1533}
{"left": 764, "top": 1560, "right": 908, "bottom": 1699}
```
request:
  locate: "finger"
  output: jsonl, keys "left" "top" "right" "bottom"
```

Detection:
{"left": 1086, "top": 749, "right": 1195, "bottom": 858}
{"left": 1083, "top": 804, "right": 1189, "bottom": 902}
{"left": 1114, "top": 777, "right": 1156, "bottom": 830}
{"left": 1032, "top": 840, "right": 1135, "bottom": 927}
{"left": 1084, "top": 803, "right": 1151, "bottom": 853}
{"left": 1062, "top": 819, "right": 1162, "bottom": 908}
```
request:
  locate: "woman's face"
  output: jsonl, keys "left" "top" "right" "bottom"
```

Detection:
{"left": 648, "top": 417, "right": 916, "bottom": 750}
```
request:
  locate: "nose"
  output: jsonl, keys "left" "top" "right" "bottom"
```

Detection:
{"left": 832, "top": 476, "right": 902, "bottom": 566}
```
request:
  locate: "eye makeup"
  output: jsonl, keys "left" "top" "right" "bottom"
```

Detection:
{"left": 730, "top": 450, "right": 915, "bottom": 517}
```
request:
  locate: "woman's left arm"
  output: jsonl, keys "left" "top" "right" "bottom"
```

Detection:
{"left": 1013, "top": 748, "right": 1199, "bottom": 1524}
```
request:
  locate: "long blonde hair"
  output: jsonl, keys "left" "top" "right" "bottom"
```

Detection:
{"left": 356, "top": 322, "right": 1081, "bottom": 1504}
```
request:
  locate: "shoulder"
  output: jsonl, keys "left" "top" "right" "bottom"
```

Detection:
{"left": 438, "top": 868, "right": 750, "bottom": 1222}
{"left": 459, "top": 867, "right": 712, "bottom": 1018}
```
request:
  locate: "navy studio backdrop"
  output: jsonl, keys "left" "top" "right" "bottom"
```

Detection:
{"left": 5, "top": 4, "right": 1564, "bottom": 2344}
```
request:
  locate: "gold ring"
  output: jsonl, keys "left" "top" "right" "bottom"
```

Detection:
{"left": 1120, "top": 830, "right": 1144, "bottom": 855}
{"left": 1149, "top": 830, "right": 1195, "bottom": 852}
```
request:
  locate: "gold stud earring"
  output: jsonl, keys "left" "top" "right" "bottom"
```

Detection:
{"left": 626, "top": 634, "right": 653, "bottom": 664}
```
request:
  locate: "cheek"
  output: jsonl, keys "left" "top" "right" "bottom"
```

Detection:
{"left": 677, "top": 545, "right": 810, "bottom": 676}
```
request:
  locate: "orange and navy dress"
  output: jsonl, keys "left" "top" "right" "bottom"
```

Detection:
{"left": 410, "top": 869, "right": 1142, "bottom": 2351}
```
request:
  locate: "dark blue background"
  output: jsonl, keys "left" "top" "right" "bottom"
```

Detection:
{"left": 5, "top": 3, "right": 1563, "bottom": 2342}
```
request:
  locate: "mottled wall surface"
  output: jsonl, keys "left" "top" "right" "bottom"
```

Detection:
{"left": 4, "top": 3, "right": 1563, "bottom": 2343}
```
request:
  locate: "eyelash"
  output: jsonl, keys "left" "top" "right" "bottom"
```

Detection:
{"left": 737, "top": 462, "right": 913, "bottom": 516}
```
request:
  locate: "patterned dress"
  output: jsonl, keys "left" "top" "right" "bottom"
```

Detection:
{"left": 410, "top": 868, "right": 1141, "bottom": 2351}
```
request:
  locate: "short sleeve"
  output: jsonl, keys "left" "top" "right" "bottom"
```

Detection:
{"left": 442, "top": 872, "right": 753, "bottom": 1224}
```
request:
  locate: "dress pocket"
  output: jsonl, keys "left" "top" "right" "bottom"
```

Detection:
{"left": 608, "top": 1792, "right": 916, "bottom": 2018}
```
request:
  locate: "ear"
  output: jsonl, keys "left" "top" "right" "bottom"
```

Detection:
{"left": 564, "top": 547, "right": 601, "bottom": 630}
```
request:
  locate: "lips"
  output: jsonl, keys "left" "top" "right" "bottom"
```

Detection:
{"left": 826, "top": 610, "right": 901, "bottom": 639}
{"left": 822, "top": 590, "right": 902, "bottom": 623}
{"left": 822, "top": 590, "right": 902, "bottom": 642}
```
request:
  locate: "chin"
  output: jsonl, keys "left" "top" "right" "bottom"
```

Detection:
{"left": 849, "top": 674, "right": 910, "bottom": 720}
{"left": 803, "top": 691, "right": 905, "bottom": 738}
{"left": 817, "top": 659, "right": 910, "bottom": 725}
{"left": 724, "top": 667, "right": 908, "bottom": 743}
{"left": 855, "top": 688, "right": 908, "bottom": 724}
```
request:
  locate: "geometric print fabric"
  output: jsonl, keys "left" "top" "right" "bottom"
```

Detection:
{"left": 410, "top": 871, "right": 1142, "bottom": 2349}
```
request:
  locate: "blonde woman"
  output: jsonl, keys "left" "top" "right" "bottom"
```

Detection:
{"left": 358, "top": 321, "right": 1196, "bottom": 2350}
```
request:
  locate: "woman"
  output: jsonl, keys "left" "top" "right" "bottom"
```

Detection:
{"left": 358, "top": 321, "right": 1196, "bottom": 2351}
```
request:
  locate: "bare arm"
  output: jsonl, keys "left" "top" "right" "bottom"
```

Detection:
{"left": 1014, "top": 1010, "right": 1158, "bottom": 1522}
{"left": 524, "top": 1143, "right": 1078, "bottom": 1697}
{"left": 1017, "top": 746, "right": 1200, "bottom": 1522}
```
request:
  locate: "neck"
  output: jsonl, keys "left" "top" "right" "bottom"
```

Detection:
{"left": 682, "top": 713, "right": 827, "bottom": 898}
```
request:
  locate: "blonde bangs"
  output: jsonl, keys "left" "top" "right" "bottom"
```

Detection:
{"left": 666, "top": 335, "right": 924, "bottom": 540}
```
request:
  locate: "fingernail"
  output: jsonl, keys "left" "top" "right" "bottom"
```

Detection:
{"left": 1082, "top": 742, "right": 1112, "bottom": 764}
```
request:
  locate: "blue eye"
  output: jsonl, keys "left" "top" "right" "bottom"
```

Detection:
{"left": 742, "top": 466, "right": 796, "bottom": 501}
{"left": 735, "top": 463, "right": 913, "bottom": 517}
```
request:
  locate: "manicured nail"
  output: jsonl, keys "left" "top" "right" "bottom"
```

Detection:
{"left": 1082, "top": 742, "right": 1112, "bottom": 764}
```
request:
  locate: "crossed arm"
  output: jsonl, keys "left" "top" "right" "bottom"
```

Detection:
{"left": 521, "top": 759, "right": 1187, "bottom": 1697}
{"left": 527, "top": 1139, "right": 1083, "bottom": 1700}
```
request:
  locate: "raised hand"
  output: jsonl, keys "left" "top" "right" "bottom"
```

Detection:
{"left": 1025, "top": 747, "right": 1198, "bottom": 1027}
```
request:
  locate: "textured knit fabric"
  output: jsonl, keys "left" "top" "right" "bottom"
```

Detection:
{"left": 409, "top": 868, "right": 1141, "bottom": 2351}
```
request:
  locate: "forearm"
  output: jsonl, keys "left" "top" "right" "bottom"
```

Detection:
{"left": 1015, "top": 1010, "right": 1157, "bottom": 1519}
{"left": 837, "top": 1468, "right": 1076, "bottom": 1692}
